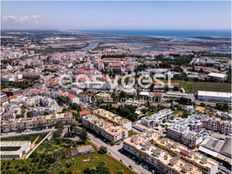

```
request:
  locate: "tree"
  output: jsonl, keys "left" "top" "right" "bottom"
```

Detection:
{"left": 181, "top": 111, "right": 188, "bottom": 118}
{"left": 84, "top": 162, "right": 110, "bottom": 174}
{"left": 27, "top": 112, "right": 33, "bottom": 117}
{"left": 98, "top": 146, "right": 107, "bottom": 154}
{"left": 56, "top": 96, "right": 70, "bottom": 105}
{"left": 70, "top": 103, "right": 81, "bottom": 111}
{"left": 215, "top": 103, "right": 229, "bottom": 112}
{"left": 79, "top": 130, "right": 88, "bottom": 142}
{"left": 179, "top": 97, "right": 192, "bottom": 105}
{"left": 95, "top": 162, "right": 110, "bottom": 174}
{"left": 66, "top": 161, "right": 72, "bottom": 168}
{"left": 53, "top": 129, "right": 62, "bottom": 138}
{"left": 58, "top": 170, "right": 65, "bottom": 174}
{"left": 200, "top": 103, "right": 206, "bottom": 107}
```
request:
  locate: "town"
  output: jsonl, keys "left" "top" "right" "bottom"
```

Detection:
{"left": 0, "top": 29, "right": 231, "bottom": 174}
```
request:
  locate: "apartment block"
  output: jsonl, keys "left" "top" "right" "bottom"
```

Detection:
{"left": 1, "top": 113, "right": 73, "bottom": 133}
{"left": 123, "top": 131, "right": 218, "bottom": 174}
{"left": 82, "top": 114, "right": 128, "bottom": 142}
{"left": 203, "top": 118, "right": 232, "bottom": 135}
{"left": 141, "top": 109, "right": 173, "bottom": 127}
{"left": 166, "top": 114, "right": 208, "bottom": 148}
{"left": 93, "top": 109, "right": 132, "bottom": 131}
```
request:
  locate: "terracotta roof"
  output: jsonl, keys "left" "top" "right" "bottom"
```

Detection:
{"left": 67, "top": 94, "right": 77, "bottom": 99}
{"left": 80, "top": 109, "right": 91, "bottom": 116}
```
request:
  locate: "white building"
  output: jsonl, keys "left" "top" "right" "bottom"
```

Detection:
{"left": 141, "top": 109, "right": 173, "bottom": 127}
{"left": 162, "top": 92, "right": 194, "bottom": 102}
{"left": 0, "top": 141, "right": 31, "bottom": 159}
{"left": 197, "top": 91, "right": 232, "bottom": 103}
{"left": 208, "top": 73, "right": 227, "bottom": 81}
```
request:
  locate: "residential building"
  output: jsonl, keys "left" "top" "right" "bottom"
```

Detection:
{"left": 93, "top": 109, "right": 132, "bottom": 131}
{"left": 1, "top": 113, "right": 73, "bottom": 133}
{"left": 0, "top": 141, "right": 31, "bottom": 159}
{"left": 82, "top": 114, "right": 128, "bottom": 142}
{"left": 141, "top": 109, "right": 173, "bottom": 127}
{"left": 123, "top": 131, "right": 218, "bottom": 174}
{"left": 166, "top": 114, "right": 208, "bottom": 148}
{"left": 203, "top": 118, "right": 232, "bottom": 135}
{"left": 162, "top": 92, "right": 194, "bottom": 102}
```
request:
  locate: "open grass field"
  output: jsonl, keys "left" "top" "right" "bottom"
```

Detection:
{"left": 1, "top": 153, "right": 133, "bottom": 174}
{"left": 191, "top": 82, "right": 231, "bottom": 93}
{"left": 1, "top": 139, "right": 134, "bottom": 174}
{"left": 168, "top": 80, "right": 231, "bottom": 93}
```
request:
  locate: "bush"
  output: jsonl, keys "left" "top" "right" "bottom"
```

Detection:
{"left": 200, "top": 103, "right": 206, "bottom": 107}
{"left": 215, "top": 103, "right": 229, "bottom": 112}
{"left": 181, "top": 111, "right": 188, "bottom": 118}
{"left": 98, "top": 146, "right": 107, "bottom": 154}
{"left": 79, "top": 130, "right": 88, "bottom": 141}
{"left": 58, "top": 170, "right": 65, "bottom": 174}
{"left": 117, "top": 171, "right": 124, "bottom": 174}
{"left": 66, "top": 161, "right": 72, "bottom": 168}
{"left": 84, "top": 162, "right": 110, "bottom": 174}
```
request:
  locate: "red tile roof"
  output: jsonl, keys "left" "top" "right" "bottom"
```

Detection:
{"left": 80, "top": 109, "right": 91, "bottom": 116}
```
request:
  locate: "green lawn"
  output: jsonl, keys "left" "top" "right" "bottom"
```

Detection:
{"left": 145, "top": 111, "right": 155, "bottom": 116}
{"left": 174, "top": 109, "right": 185, "bottom": 117}
{"left": 179, "top": 81, "right": 194, "bottom": 93}
{"left": 1, "top": 139, "right": 134, "bottom": 174}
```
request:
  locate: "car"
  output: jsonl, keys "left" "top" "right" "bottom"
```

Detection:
{"left": 129, "top": 165, "right": 133, "bottom": 169}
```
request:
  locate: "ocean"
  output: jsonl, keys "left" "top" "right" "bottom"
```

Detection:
{"left": 80, "top": 29, "right": 231, "bottom": 39}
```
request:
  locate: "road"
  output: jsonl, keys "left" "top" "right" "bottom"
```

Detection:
{"left": 0, "top": 128, "right": 56, "bottom": 138}
{"left": 88, "top": 133, "right": 151, "bottom": 174}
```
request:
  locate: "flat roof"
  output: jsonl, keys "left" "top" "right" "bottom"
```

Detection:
{"left": 0, "top": 141, "right": 31, "bottom": 156}
{"left": 198, "top": 91, "right": 232, "bottom": 98}
{"left": 208, "top": 73, "right": 227, "bottom": 78}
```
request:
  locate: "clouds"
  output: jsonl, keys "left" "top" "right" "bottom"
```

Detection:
{"left": 2, "top": 15, "right": 41, "bottom": 24}
{"left": 2, "top": 14, "right": 42, "bottom": 29}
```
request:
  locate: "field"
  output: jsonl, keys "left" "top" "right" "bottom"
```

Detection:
{"left": 1, "top": 139, "right": 134, "bottom": 174}
{"left": 170, "top": 80, "right": 231, "bottom": 93}
{"left": 191, "top": 82, "right": 231, "bottom": 93}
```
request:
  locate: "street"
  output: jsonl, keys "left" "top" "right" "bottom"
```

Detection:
{"left": 0, "top": 128, "right": 56, "bottom": 138}
{"left": 88, "top": 133, "right": 151, "bottom": 174}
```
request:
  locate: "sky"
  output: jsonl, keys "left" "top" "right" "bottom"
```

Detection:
{"left": 1, "top": 1, "right": 231, "bottom": 30}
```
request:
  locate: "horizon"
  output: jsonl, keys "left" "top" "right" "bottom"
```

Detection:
{"left": 1, "top": 1, "right": 231, "bottom": 30}
{"left": 1, "top": 29, "right": 231, "bottom": 31}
